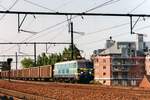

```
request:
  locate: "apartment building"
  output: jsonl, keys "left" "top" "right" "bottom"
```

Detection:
{"left": 93, "top": 34, "right": 147, "bottom": 86}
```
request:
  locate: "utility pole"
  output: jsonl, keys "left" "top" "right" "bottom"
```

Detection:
{"left": 34, "top": 43, "right": 36, "bottom": 67}
{"left": 70, "top": 22, "right": 74, "bottom": 60}
{"left": 130, "top": 16, "right": 133, "bottom": 34}
{"left": 15, "top": 52, "right": 18, "bottom": 70}
{"left": 0, "top": 42, "right": 71, "bottom": 66}
{"left": 7, "top": 58, "right": 13, "bottom": 82}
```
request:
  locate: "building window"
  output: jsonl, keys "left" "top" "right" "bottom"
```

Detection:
{"left": 103, "top": 80, "right": 106, "bottom": 83}
{"left": 95, "top": 58, "right": 99, "bottom": 63}
{"left": 103, "top": 66, "right": 106, "bottom": 69}
{"left": 103, "top": 72, "right": 106, "bottom": 75}
{"left": 103, "top": 59, "right": 106, "bottom": 63}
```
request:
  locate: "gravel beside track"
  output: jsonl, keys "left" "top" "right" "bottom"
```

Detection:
{"left": 0, "top": 80, "right": 150, "bottom": 100}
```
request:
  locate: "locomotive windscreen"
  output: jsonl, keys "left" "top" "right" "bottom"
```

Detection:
{"left": 77, "top": 60, "right": 93, "bottom": 68}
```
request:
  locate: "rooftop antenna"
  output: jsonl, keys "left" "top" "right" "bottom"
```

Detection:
{"left": 109, "top": 36, "right": 112, "bottom": 40}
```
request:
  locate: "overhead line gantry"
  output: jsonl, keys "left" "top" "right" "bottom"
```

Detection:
{"left": 0, "top": 10, "right": 149, "bottom": 64}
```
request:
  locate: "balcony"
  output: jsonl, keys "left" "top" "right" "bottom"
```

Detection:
{"left": 112, "top": 57, "right": 144, "bottom": 60}
{"left": 112, "top": 75, "right": 128, "bottom": 80}
{"left": 112, "top": 67, "right": 129, "bottom": 72}
{"left": 112, "top": 61, "right": 145, "bottom": 67}
{"left": 112, "top": 62, "right": 137, "bottom": 66}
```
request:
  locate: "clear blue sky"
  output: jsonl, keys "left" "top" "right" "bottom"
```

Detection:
{"left": 0, "top": 0, "right": 150, "bottom": 68}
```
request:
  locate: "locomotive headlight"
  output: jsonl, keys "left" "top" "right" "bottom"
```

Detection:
{"left": 89, "top": 71, "right": 92, "bottom": 74}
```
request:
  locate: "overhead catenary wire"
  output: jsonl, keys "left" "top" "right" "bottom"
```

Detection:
{"left": 8, "top": 0, "right": 19, "bottom": 10}
{"left": 85, "top": 18, "right": 147, "bottom": 36}
{"left": 25, "top": 0, "right": 122, "bottom": 33}
{"left": 23, "top": 22, "right": 68, "bottom": 42}
{"left": 0, "top": 24, "right": 68, "bottom": 54}
{"left": 21, "top": 0, "right": 122, "bottom": 42}
{"left": 86, "top": 22, "right": 129, "bottom": 35}
{"left": 128, "top": 0, "right": 147, "bottom": 13}
{"left": 23, "top": 0, "right": 56, "bottom": 12}
{"left": 19, "top": 15, "right": 76, "bottom": 43}
{"left": 135, "top": 24, "right": 150, "bottom": 31}
{"left": 19, "top": 0, "right": 57, "bottom": 33}
{"left": 77, "top": 18, "right": 149, "bottom": 47}
{"left": 0, "top": 0, "right": 126, "bottom": 53}
{"left": 29, "top": 24, "right": 68, "bottom": 41}
{"left": 78, "top": 33, "right": 133, "bottom": 53}
{"left": 85, "top": 0, "right": 121, "bottom": 12}
{"left": 0, "top": 0, "right": 20, "bottom": 53}
{"left": 29, "top": 15, "right": 147, "bottom": 46}
{"left": 0, "top": 0, "right": 149, "bottom": 60}
{"left": 0, "top": 0, "right": 19, "bottom": 21}
{"left": 74, "top": 16, "right": 149, "bottom": 45}
{"left": 79, "top": 23, "right": 150, "bottom": 47}
{"left": 73, "top": 17, "right": 148, "bottom": 43}
{"left": 20, "top": 0, "right": 59, "bottom": 33}
{"left": 1, "top": 0, "right": 145, "bottom": 54}
{"left": 54, "top": 0, "right": 73, "bottom": 10}
{"left": 21, "top": 0, "right": 73, "bottom": 34}
{"left": 78, "top": 32, "right": 128, "bottom": 47}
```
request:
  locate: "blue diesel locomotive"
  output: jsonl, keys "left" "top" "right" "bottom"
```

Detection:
{"left": 54, "top": 60, "right": 93, "bottom": 83}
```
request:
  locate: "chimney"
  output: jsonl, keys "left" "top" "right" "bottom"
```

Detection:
{"left": 136, "top": 34, "right": 144, "bottom": 51}
{"left": 105, "top": 36, "right": 115, "bottom": 48}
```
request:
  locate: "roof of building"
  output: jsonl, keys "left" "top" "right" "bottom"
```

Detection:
{"left": 100, "top": 42, "right": 122, "bottom": 55}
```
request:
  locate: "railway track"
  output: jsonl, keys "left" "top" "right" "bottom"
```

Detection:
{"left": 1, "top": 79, "right": 150, "bottom": 100}
{"left": 7, "top": 79, "right": 150, "bottom": 91}
{"left": 0, "top": 88, "right": 56, "bottom": 100}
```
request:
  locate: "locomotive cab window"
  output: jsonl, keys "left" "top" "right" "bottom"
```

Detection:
{"left": 66, "top": 69, "right": 69, "bottom": 73}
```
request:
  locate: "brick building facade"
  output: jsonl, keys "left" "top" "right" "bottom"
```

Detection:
{"left": 94, "top": 56, "right": 145, "bottom": 86}
{"left": 145, "top": 55, "right": 150, "bottom": 75}
{"left": 93, "top": 34, "right": 147, "bottom": 86}
{"left": 94, "top": 56, "right": 111, "bottom": 85}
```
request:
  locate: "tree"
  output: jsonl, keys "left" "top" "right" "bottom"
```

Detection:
{"left": 41, "top": 53, "right": 49, "bottom": 65}
{"left": 21, "top": 44, "right": 82, "bottom": 67}
{"left": 48, "top": 53, "right": 61, "bottom": 65}
{"left": 21, "top": 58, "right": 34, "bottom": 68}
{"left": 37, "top": 55, "right": 42, "bottom": 66}
{"left": 62, "top": 44, "right": 82, "bottom": 60}
{"left": 62, "top": 47, "right": 70, "bottom": 60}
{"left": 57, "top": 53, "right": 63, "bottom": 62}
{"left": 36, "top": 53, "right": 63, "bottom": 66}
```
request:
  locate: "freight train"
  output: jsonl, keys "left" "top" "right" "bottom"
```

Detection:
{"left": 0, "top": 60, "right": 94, "bottom": 83}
